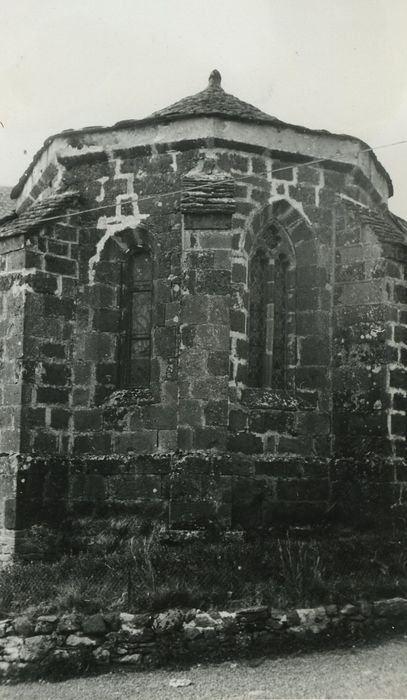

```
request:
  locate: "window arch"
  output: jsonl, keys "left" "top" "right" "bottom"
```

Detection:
{"left": 119, "top": 247, "right": 153, "bottom": 388}
{"left": 248, "top": 223, "right": 293, "bottom": 389}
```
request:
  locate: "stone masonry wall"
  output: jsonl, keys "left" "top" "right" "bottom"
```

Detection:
{"left": 0, "top": 136, "right": 405, "bottom": 554}
{"left": 1, "top": 597, "right": 407, "bottom": 679}
{"left": 15, "top": 141, "right": 385, "bottom": 458}
{"left": 7, "top": 452, "right": 407, "bottom": 542}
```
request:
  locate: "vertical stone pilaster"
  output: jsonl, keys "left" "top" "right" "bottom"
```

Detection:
{"left": 177, "top": 160, "right": 235, "bottom": 453}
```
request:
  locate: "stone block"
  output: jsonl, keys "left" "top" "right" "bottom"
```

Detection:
{"left": 45, "top": 255, "right": 77, "bottom": 277}
{"left": 276, "top": 478, "right": 329, "bottom": 501}
{"left": 57, "top": 613, "right": 82, "bottom": 634}
{"left": 235, "top": 338, "right": 249, "bottom": 360}
{"left": 208, "top": 296, "right": 230, "bottom": 324}
{"left": 82, "top": 614, "right": 106, "bottom": 636}
{"left": 181, "top": 295, "right": 209, "bottom": 325}
{"left": 207, "top": 351, "right": 229, "bottom": 376}
{"left": 192, "top": 376, "right": 228, "bottom": 400}
{"left": 169, "top": 500, "right": 219, "bottom": 528}
{"left": 249, "top": 410, "right": 295, "bottom": 434}
{"left": 83, "top": 333, "right": 115, "bottom": 362}
{"left": 278, "top": 435, "right": 313, "bottom": 456}
{"left": 114, "top": 431, "right": 157, "bottom": 454}
{"left": 394, "top": 284, "right": 407, "bottom": 305}
{"left": 157, "top": 429, "right": 177, "bottom": 452}
{"left": 13, "top": 616, "right": 35, "bottom": 637}
{"left": 196, "top": 269, "right": 231, "bottom": 295}
{"left": 74, "top": 409, "right": 102, "bottom": 431}
{"left": 227, "top": 432, "right": 263, "bottom": 455}
{"left": 108, "top": 474, "right": 161, "bottom": 500}
{"left": 391, "top": 413, "right": 405, "bottom": 436}
{"left": 195, "top": 426, "right": 227, "bottom": 450}
{"left": 299, "top": 336, "right": 330, "bottom": 366}
{"left": 294, "top": 412, "right": 330, "bottom": 436}
{"left": 141, "top": 404, "right": 177, "bottom": 430}
{"left": 232, "top": 263, "right": 246, "bottom": 284}
{"left": 204, "top": 400, "right": 228, "bottom": 426}
{"left": 41, "top": 363, "right": 71, "bottom": 386}
{"left": 390, "top": 369, "right": 407, "bottom": 392}
{"left": 73, "top": 433, "right": 112, "bottom": 454}
{"left": 179, "top": 399, "right": 204, "bottom": 427}
{"left": 373, "top": 598, "right": 407, "bottom": 618}
{"left": 93, "top": 309, "right": 120, "bottom": 333}
{"left": 66, "top": 634, "right": 96, "bottom": 648}
{"left": 178, "top": 426, "right": 194, "bottom": 450}
{"left": 41, "top": 342, "right": 66, "bottom": 359}
{"left": 36, "top": 387, "right": 69, "bottom": 405}
{"left": 20, "top": 635, "right": 55, "bottom": 662}
{"left": 195, "top": 324, "right": 229, "bottom": 351}
{"left": 154, "top": 327, "right": 177, "bottom": 358}
{"left": 33, "top": 431, "right": 58, "bottom": 453}
{"left": 394, "top": 326, "right": 407, "bottom": 345}
{"left": 230, "top": 310, "right": 246, "bottom": 333}
{"left": 229, "top": 409, "right": 248, "bottom": 432}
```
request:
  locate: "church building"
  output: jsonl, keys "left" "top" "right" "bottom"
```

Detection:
{"left": 1, "top": 70, "right": 406, "bottom": 560}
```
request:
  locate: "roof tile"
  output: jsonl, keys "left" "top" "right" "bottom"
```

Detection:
{"left": 0, "top": 191, "right": 78, "bottom": 239}
{"left": 149, "top": 70, "right": 283, "bottom": 126}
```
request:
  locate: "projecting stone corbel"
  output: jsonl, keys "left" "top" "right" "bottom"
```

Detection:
{"left": 181, "top": 157, "right": 236, "bottom": 230}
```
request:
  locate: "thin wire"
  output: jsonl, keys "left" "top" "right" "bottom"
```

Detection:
{"left": 22, "top": 137, "right": 407, "bottom": 226}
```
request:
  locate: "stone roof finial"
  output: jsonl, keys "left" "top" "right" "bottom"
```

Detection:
{"left": 208, "top": 69, "right": 222, "bottom": 89}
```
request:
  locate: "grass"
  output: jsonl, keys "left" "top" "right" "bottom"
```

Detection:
{"left": 1, "top": 522, "right": 407, "bottom": 617}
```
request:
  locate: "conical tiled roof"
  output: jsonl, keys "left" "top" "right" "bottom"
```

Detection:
{"left": 148, "top": 70, "right": 283, "bottom": 126}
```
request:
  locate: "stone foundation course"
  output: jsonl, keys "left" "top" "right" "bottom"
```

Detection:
{"left": 1, "top": 598, "right": 407, "bottom": 680}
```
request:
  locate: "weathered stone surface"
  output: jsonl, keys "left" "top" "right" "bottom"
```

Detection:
{"left": 12, "top": 616, "right": 35, "bottom": 637}
{"left": 0, "top": 619, "right": 12, "bottom": 637}
{"left": 325, "top": 605, "right": 338, "bottom": 617}
{"left": 236, "top": 606, "right": 270, "bottom": 623}
{"left": 1, "top": 596, "right": 407, "bottom": 679}
{"left": 0, "top": 73, "right": 404, "bottom": 559}
{"left": 57, "top": 614, "right": 82, "bottom": 634}
{"left": 183, "top": 622, "right": 202, "bottom": 640}
{"left": 92, "top": 647, "right": 110, "bottom": 665}
{"left": 82, "top": 614, "right": 106, "bottom": 636}
{"left": 118, "top": 653, "right": 142, "bottom": 665}
{"left": 373, "top": 598, "right": 407, "bottom": 618}
{"left": 66, "top": 634, "right": 96, "bottom": 647}
{"left": 119, "top": 612, "right": 136, "bottom": 625}
{"left": 194, "top": 612, "right": 220, "bottom": 628}
{"left": 295, "top": 607, "right": 329, "bottom": 632}
{"left": 34, "top": 615, "right": 58, "bottom": 634}
{"left": 0, "top": 636, "right": 23, "bottom": 661}
{"left": 340, "top": 604, "right": 359, "bottom": 616}
{"left": 20, "top": 635, "right": 54, "bottom": 662}
{"left": 153, "top": 609, "right": 184, "bottom": 633}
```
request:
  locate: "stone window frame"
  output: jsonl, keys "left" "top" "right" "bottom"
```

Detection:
{"left": 247, "top": 221, "right": 296, "bottom": 391}
{"left": 93, "top": 224, "right": 157, "bottom": 404}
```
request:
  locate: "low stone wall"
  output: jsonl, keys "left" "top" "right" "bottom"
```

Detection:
{"left": 1, "top": 598, "right": 407, "bottom": 680}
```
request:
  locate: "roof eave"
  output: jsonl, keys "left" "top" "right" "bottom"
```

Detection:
{"left": 11, "top": 112, "right": 394, "bottom": 200}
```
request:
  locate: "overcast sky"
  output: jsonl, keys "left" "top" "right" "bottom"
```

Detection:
{"left": 0, "top": 0, "right": 406, "bottom": 217}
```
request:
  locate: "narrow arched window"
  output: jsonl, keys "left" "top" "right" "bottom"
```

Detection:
{"left": 119, "top": 249, "right": 153, "bottom": 388}
{"left": 270, "top": 253, "right": 289, "bottom": 390}
{"left": 248, "top": 243, "right": 290, "bottom": 389}
{"left": 248, "top": 249, "right": 270, "bottom": 387}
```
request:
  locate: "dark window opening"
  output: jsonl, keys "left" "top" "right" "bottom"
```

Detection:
{"left": 248, "top": 246, "right": 289, "bottom": 389}
{"left": 248, "top": 249, "right": 269, "bottom": 387}
{"left": 271, "top": 253, "right": 289, "bottom": 390}
{"left": 119, "top": 249, "right": 153, "bottom": 388}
